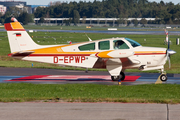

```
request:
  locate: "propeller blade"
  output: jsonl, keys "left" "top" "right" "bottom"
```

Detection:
{"left": 165, "top": 29, "right": 170, "bottom": 49}
{"left": 165, "top": 30, "right": 176, "bottom": 69}
{"left": 168, "top": 54, "right": 171, "bottom": 68}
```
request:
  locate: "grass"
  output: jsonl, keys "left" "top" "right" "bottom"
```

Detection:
{"left": 15, "top": 24, "right": 180, "bottom": 31}
{"left": 0, "top": 31, "right": 180, "bottom": 73}
{"left": 0, "top": 29, "right": 180, "bottom": 103}
{"left": 1, "top": 23, "right": 180, "bottom": 32}
{"left": 0, "top": 83, "right": 180, "bottom": 103}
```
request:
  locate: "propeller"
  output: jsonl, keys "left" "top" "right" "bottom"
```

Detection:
{"left": 166, "top": 49, "right": 176, "bottom": 68}
{"left": 165, "top": 30, "right": 176, "bottom": 68}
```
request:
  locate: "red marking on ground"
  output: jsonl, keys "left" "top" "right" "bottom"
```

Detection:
{"left": 123, "top": 76, "right": 141, "bottom": 82}
{"left": 6, "top": 75, "right": 49, "bottom": 81}
{"left": 6, "top": 75, "right": 140, "bottom": 82}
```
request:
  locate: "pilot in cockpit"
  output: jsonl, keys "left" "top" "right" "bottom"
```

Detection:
{"left": 114, "top": 40, "right": 124, "bottom": 49}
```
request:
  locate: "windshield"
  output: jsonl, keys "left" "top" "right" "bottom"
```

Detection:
{"left": 125, "top": 38, "right": 141, "bottom": 47}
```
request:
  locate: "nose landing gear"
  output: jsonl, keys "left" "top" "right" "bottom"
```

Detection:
{"left": 159, "top": 68, "right": 167, "bottom": 82}
{"left": 159, "top": 74, "right": 167, "bottom": 82}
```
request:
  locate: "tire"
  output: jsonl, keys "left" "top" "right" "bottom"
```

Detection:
{"left": 160, "top": 74, "right": 167, "bottom": 82}
{"left": 120, "top": 72, "right": 125, "bottom": 81}
{"left": 111, "top": 72, "right": 125, "bottom": 81}
{"left": 111, "top": 76, "right": 120, "bottom": 81}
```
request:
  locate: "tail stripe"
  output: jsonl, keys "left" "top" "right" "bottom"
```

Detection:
{"left": 4, "top": 22, "right": 25, "bottom": 31}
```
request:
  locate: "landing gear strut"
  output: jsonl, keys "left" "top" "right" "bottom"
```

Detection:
{"left": 159, "top": 68, "right": 168, "bottom": 82}
{"left": 111, "top": 72, "right": 125, "bottom": 81}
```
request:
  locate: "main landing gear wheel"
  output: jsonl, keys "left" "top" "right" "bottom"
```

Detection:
{"left": 111, "top": 72, "right": 125, "bottom": 81}
{"left": 159, "top": 74, "right": 167, "bottom": 82}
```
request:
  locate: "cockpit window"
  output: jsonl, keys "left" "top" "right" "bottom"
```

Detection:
{"left": 125, "top": 38, "right": 141, "bottom": 47}
{"left": 113, "top": 40, "right": 129, "bottom": 49}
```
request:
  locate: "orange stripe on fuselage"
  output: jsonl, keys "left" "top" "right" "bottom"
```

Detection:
{"left": 32, "top": 52, "right": 97, "bottom": 55}
{"left": 97, "top": 50, "right": 113, "bottom": 58}
{"left": 29, "top": 53, "right": 92, "bottom": 57}
{"left": 134, "top": 51, "right": 166, "bottom": 55}
{"left": 33, "top": 48, "right": 97, "bottom": 55}
{"left": 32, "top": 44, "right": 97, "bottom": 55}
{"left": 31, "top": 48, "right": 97, "bottom": 57}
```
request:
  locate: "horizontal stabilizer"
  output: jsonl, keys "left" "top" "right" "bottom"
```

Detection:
{"left": 8, "top": 51, "right": 34, "bottom": 57}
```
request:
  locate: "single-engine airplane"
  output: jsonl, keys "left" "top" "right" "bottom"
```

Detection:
{"left": 4, "top": 18, "right": 176, "bottom": 81}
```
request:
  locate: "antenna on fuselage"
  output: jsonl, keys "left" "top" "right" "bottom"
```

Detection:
{"left": 85, "top": 33, "right": 92, "bottom": 41}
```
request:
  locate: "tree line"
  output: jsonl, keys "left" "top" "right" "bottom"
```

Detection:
{"left": 0, "top": 7, "right": 34, "bottom": 25}
{"left": 0, "top": 0, "right": 180, "bottom": 25}
{"left": 34, "top": 0, "right": 180, "bottom": 24}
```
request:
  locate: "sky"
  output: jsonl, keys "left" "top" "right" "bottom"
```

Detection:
{"left": 23, "top": 0, "right": 179, "bottom": 5}
{"left": 149, "top": 0, "right": 179, "bottom": 4}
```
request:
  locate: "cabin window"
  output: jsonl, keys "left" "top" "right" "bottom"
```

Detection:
{"left": 78, "top": 42, "right": 95, "bottom": 51}
{"left": 113, "top": 40, "right": 129, "bottom": 49}
{"left": 98, "top": 41, "right": 110, "bottom": 50}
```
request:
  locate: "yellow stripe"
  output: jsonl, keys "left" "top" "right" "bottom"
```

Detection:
{"left": 33, "top": 52, "right": 97, "bottom": 54}
{"left": 97, "top": 50, "right": 113, "bottom": 58}
{"left": 33, "top": 45, "right": 98, "bottom": 54}
{"left": 56, "top": 48, "right": 63, "bottom": 52}
{"left": 135, "top": 51, "right": 166, "bottom": 54}
{"left": 11, "top": 22, "right": 24, "bottom": 29}
{"left": 33, "top": 47, "right": 97, "bottom": 54}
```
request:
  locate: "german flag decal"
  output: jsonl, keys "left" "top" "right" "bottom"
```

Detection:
{"left": 16, "top": 33, "right": 21, "bottom": 37}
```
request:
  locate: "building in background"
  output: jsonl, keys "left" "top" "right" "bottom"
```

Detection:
{"left": 0, "top": 1, "right": 27, "bottom": 7}
{"left": 0, "top": 1, "right": 47, "bottom": 14}
{"left": 0, "top": 1, "right": 31, "bottom": 13}
{"left": 31, "top": 5, "right": 48, "bottom": 13}
{"left": 0, "top": 5, "right": 6, "bottom": 15}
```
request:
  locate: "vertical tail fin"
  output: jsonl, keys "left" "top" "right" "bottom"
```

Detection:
{"left": 4, "top": 18, "right": 40, "bottom": 53}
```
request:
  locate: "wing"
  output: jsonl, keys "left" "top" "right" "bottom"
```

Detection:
{"left": 91, "top": 50, "right": 141, "bottom": 76}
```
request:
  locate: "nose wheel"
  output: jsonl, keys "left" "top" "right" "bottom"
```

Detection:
{"left": 159, "top": 74, "right": 167, "bottom": 82}
{"left": 159, "top": 68, "right": 168, "bottom": 82}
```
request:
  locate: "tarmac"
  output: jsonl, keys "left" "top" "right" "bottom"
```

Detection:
{"left": 0, "top": 102, "right": 180, "bottom": 120}
{"left": 0, "top": 67, "right": 180, "bottom": 120}
{"left": 0, "top": 67, "right": 180, "bottom": 85}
